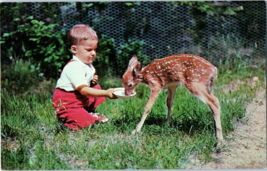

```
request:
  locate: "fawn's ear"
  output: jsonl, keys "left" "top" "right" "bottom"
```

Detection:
{"left": 128, "top": 55, "right": 141, "bottom": 72}
{"left": 133, "top": 61, "right": 142, "bottom": 77}
{"left": 128, "top": 56, "right": 137, "bottom": 69}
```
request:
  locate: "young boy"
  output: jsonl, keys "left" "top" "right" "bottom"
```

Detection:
{"left": 52, "top": 24, "right": 117, "bottom": 131}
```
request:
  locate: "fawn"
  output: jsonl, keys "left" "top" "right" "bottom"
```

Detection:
{"left": 122, "top": 54, "right": 223, "bottom": 141}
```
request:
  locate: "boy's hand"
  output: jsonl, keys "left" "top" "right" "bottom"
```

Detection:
{"left": 91, "top": 75, "right": 98, "bottom": 85}
{"left": 106, "top": 88, "right": 118, "bottom": 99}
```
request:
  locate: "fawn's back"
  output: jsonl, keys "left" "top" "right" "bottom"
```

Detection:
{"left": 139, "top": 54, "right": 217, "bottom": 90}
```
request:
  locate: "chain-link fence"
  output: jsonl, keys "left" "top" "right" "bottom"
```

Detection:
{"left": 1, "top": 1, "right": 266, "bottom": 77}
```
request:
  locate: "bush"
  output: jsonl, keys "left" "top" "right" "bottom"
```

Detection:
{"left": 1, "top": 59, "right": 40, "bottom": 94}
{"left": 117, "top": 40, "right": 151, "bottom": 76}
{"left": 1, "top": 16, "right": 71, "bottom": 79}
{"left": 93, "top": 35, "right": 117, "bottom": 77}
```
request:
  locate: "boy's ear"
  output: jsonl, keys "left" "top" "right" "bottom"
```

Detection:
{"left": 71, "top": 45, "right": 77, "bottom": 54}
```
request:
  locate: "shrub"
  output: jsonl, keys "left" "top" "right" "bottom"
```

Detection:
{"left": 1, "top": 59, "right": 40, "bottom": 94}
{"left": 1, "top": 16, "right": 71, "bottom": 79}
{"left": 93, "top": 35, "right": 117, "bottom": 77}
{"left": 117, "top": 40, "right": 151, "bottom": 76}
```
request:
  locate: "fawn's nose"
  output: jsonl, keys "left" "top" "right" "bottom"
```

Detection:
{"left": 125, "top": 90, "right": 135, "bottom": 96}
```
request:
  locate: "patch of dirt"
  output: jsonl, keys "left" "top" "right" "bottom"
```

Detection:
{"left": 185, "top": 86, "right": 266, "bottom": 169}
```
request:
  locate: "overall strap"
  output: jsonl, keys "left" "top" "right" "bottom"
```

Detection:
{"left": 55, "top": 59, "right": 77, "bottom": 88}
{"left": 59, "top": 59, "right": 76, "bottom": 78}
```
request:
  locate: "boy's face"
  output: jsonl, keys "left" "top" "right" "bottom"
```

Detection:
{"left": 71, "top": 39, "right": 98, "bottom": 64}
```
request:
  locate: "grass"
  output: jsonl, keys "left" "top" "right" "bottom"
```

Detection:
{"left": 1, "top": 54, "right": 266, "bottom": 169}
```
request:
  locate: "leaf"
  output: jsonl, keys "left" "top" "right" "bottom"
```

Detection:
{"left": 85, "top": 3, "right": 94, "bottom": 8}
{"left": 29, "top": 38, "right": 40, "bottom": 42}
{"left": 25, "top": 51, "right": 32, "bottom": 57}
{"left": 26, "top": 16, "right": 34, "bottom": 20}
{"left": 44, "top": 58, "right": 51, "bottom": 62}
{"left": 21, "top": 44, "right": 26, "bottom": 52}
{"left": 4, "top": 79, "right": 8, "bottom": 87}
{"left": 30, "top": 65, "right": 36, "bottom": 72}
{"left": 3, "top": 33, "right": 10, "bottom": 37}
{"left": 224, "top": 7, "right": 236, "bottom": 15}
{"left": 126, "top": 3, "right": 133, "bottom": 6}
{"left": 13, "top": 18, "right": 20, "bottom": 22}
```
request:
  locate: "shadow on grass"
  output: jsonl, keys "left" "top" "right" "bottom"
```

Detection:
{"left": 108, "top": 109, "right": 216, "bottom": 138}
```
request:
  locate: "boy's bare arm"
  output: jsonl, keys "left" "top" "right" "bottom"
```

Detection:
{"left": 77, "top": 85, "right": 117, "bottom": 99}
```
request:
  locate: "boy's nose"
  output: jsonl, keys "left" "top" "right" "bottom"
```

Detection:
{"left": 91, "top": 50, "right": 96, "bottom": 56}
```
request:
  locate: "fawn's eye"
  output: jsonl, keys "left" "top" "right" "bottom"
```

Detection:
{"left": 128, "top": 83, "right": 133, "bottom": 88}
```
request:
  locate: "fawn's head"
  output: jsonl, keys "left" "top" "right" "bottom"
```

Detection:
{"left": 122, "top": 55, "right": 143, "bottom": 96}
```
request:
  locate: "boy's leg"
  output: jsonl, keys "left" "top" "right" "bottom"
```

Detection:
{"left": 87, "top": 83, "right": 106, "bottom": 111}
{"left": 53, "top": 88, "right": 97, "bottom": 130}
{"left": 86, "top": 83, "right": 108, "bottom": 123}
{"left": 57, "top": 108, "right": 97, "bottom": 130}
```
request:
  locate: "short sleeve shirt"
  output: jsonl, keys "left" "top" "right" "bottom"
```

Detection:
{"left": 56, "top": 55, "right": 95, "bottom": 91}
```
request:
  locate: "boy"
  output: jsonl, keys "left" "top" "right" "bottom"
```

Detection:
{"left": 52, "top": 24, "right": 117, "bottom": 131}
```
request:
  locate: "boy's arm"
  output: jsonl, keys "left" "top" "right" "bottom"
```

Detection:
{"left": 77, "top": 85, "right": 117, "bottom": 99}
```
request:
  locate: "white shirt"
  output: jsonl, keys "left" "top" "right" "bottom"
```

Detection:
{"left": 56, "top": 55, "right": 95, "bottom": 91}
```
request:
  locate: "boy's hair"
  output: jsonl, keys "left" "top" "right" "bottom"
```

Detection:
{"left": 68, "top": 24, "right": 98, "bottom": 45}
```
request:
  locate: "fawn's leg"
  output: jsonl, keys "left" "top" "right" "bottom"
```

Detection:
{"left": 186, "top": 83, "right": 223, "bottom": 141}
{"left": 207, "top": 93, "right": 223, "bottom": 140}
{"left": 166, "top": 85, "right": 178, "bottom": 124}
{"left": 131, "top": 86, "right": 161, "bottom": 135}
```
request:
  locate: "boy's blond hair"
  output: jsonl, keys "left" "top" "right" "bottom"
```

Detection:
{"left": 68, "top": 24, "right": 98, "bottom": 45}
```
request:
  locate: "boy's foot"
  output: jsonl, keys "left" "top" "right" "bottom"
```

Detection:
{"left": 92, "top": 113, "right": 109, "bottom": 123}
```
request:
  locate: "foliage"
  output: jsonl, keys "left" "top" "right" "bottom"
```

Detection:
{"left": 233, "top": 1, "right": 266, "bottom": 44}
{"left": 83, "top": 1, "right": 111, "bottom": 10}
{"left": 1, "top": 16, "right": 71, "bottom": 78}
{"left": 1, "top": 1, "right": 265, "bottom": 80}
{"left": 36, "top": 2, "right": 63, "bottom": 25}
{"left": 205, "top": 34, "right": 254, "bottom": 67}
{"left": 170, "top": 1, "right": 243, "bottom": 15}
{"left": 1, "top": 3, "right": 63, "bottom": 28}
{"left": 125, "top": 2, "right": 141, "bottom": 7}
{"left": 117, "top": 40, "right": 151, "bottom": 76}
{"left": 170, "top": 1, "right": 244, "bottom": 45}
{"left": 1, "top": 3, "right": 32, "bottom": 32}
{"left": 94, "top": 35, "right": 117, "bottom": 77}
{"left": 1, "top": 59, "right": 40, "bottom": 94}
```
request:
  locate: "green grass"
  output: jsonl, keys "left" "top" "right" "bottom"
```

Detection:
{"left": 1, "top": 55, "right": 266, "bottom": 169}
{"left": 2, "top": 75, "right": 265, "bottom": 169}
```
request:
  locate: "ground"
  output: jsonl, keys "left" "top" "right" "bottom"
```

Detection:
{"left": 185, "top": 85, "right": 266, "bottom": 169}
{"left": 2, "top": 78, "right": 266, "bottom": 169}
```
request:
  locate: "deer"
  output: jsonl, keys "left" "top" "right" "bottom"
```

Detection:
{"left": 122, "top": 54, "right": 223, "bottom": 141}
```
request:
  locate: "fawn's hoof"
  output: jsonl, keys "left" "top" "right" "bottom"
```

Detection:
{"left": 216, "top": 139, "right": 227, "bottom": 148}
{"left": 131, "top": 129, "right": 141, "bottom": 135}
{"left": 131, "top": 130, "right": 137, "bottom": 135}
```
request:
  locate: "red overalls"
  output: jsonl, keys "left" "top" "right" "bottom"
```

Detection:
{"left": 52, "top": 61, "right": 106, "bottom": 130}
